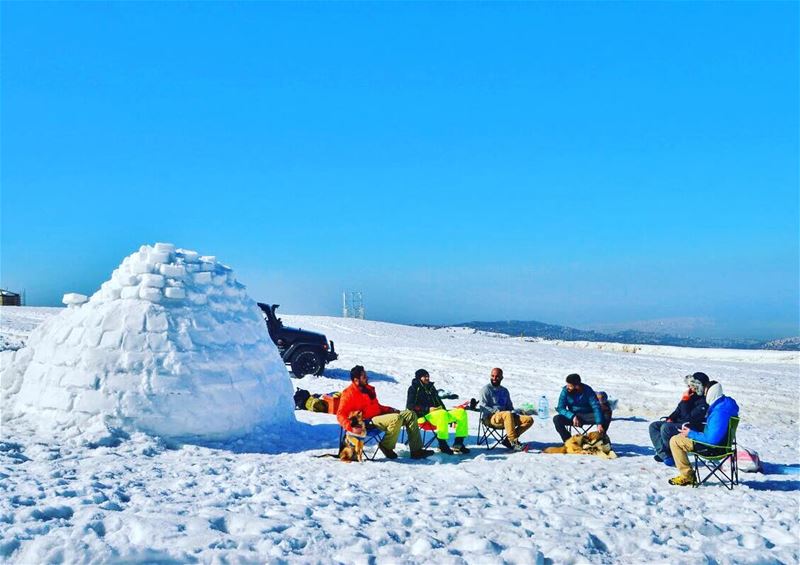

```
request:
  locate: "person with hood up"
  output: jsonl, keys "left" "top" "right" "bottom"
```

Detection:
{"left": 668, "top": 381, "right": 739, "bottom": 486}
{"left": 648, "top": 372, "right": 710, "bottom": 466}
{"left": 337, "top": 365, "right": 434, "bottom": 460}
{"left": 406, "top": 369, "right": 470, "bottom": 454}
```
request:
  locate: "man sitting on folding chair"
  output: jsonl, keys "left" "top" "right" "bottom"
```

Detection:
{"left": 668, "top": 381, "right": 740, "bottom": 486}
{"left": 479, "top": 368, "right": 533, "bottom": 452}
{"left": 553, "top": 373, "right": 608, "bottom": 442}
{"left": 406, "top": 369, "right": 470, "bottom": 455}
{"left": 337, "top": 365, "right": 434, "bottom": 460}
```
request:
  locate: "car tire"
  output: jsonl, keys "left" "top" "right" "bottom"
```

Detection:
{"left": 290, "top": 347, "right": 322, "bottom": 378}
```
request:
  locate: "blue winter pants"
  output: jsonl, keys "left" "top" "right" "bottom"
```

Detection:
{"left": 649, "top": 420, "right": 681, "bottom": 460}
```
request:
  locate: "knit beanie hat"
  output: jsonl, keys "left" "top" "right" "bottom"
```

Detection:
{"left": 685, "top": 372, "right": 711, "bottom": 396}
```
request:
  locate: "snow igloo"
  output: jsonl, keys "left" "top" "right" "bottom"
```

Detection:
{"left": 1, "top": 243, "right": 296, "bottom": 441}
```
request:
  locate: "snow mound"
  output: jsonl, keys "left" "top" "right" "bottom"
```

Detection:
{"left": 0, "top": 243, "right": 295, "bottom": 442}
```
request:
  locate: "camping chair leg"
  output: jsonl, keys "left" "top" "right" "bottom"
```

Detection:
{"left": 364, "top": 430, "right": 386, "bottom": 461}
{"left": 568, "top": 423, "right": 597, "bottom": 437}
{"left": 694, "top": 455, "right": 736, "bottom": 489}
{"left": 477, "top": 418, "right": 507, "bottom": 450}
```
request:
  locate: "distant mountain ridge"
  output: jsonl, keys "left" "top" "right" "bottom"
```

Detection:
{"left": 443, "top": 320, "right": 800, "bottom": 351}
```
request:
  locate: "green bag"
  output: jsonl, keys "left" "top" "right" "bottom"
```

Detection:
{"left": 305, "top": 397, "right": 329, "bottom": 413}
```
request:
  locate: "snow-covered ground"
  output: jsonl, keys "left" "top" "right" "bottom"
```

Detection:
{"left": 1, "top": 307, "right": 799, "bottom": 564}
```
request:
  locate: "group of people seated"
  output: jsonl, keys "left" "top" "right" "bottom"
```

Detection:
{"left": 335, "top": 365, "right": 613, "bottom": 459}
{"left": 648, "top": 371, "right": 740, "bottom": 486}
{"left": 335, "top": 364, "right": 740, "bottom": 486}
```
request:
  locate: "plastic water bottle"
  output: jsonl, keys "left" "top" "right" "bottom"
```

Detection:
{"left": 538, "top": 395, "right": 549, "bottom": 426}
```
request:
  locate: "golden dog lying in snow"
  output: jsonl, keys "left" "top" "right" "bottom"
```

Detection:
{"left": 543, "top": 431, "right": 618, "bottom": 459}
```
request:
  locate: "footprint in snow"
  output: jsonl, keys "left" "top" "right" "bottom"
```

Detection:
{"left": 30, "top": 505, "right": 74, "bottom": 521}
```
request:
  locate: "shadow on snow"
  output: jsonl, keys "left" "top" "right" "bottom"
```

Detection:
{"left": 322, "top": 368, "right": 397, "bottom": 383}
{"left": 741, "top": 480, "right": 800, "bottom": 492}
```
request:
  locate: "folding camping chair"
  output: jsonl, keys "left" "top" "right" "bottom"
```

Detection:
{"left": 338, "top": 421, "right": 387, "bottom": 461}
{"left": 568, "top": 422, "right": 598, "bottom": 436}
{"left": 402, "top": 403, "right": 469, "bottom": 449}
{"left": 476, "top": 416, "right": 508, "bottom": 450}
{"left": 400, "top": 419, "right": 446, "bottom": 449}
{"left": 692, "top": 416, "right": 739, "bottom": 489}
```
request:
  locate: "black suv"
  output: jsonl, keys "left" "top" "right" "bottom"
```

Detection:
{"left": 257, "top": 303, "right": 338, "bottom": 378}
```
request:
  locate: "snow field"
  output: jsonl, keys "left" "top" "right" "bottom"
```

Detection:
{"left": 0, "top": 310, "right": 798, "bottom": 563}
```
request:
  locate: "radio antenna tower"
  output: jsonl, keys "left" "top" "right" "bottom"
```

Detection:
{"left": 342, "top": 291, "right": 365, "bottom": 319}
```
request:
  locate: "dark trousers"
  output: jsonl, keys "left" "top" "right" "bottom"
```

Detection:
{"left": 553, "top": 412, "right": 610, "bottom": 442}
{"left": 649, "top": 420, "right": 681, "bottom": 460}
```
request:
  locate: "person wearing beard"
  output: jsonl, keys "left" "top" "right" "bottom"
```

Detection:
{"left": 648, "top": 372, "right": 710, "bottom": 466}
{"left": 668, "top": 381, "right": 739, "bottom": 486}
{"left": 480, "top": 367, "right": 534, "bottom": 451}
{"left": 337, "top": 365, "right": 434, "bottom": 460}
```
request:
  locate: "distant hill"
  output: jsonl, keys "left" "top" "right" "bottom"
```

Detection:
{"left": 438, "top": 320, "right": 800, "bottom": 351}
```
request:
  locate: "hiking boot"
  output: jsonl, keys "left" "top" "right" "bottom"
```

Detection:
{"left": 663, "top": 457, "right": 675, "bottom": 467}
{"left": 378, "top": 444, "right": 398, "bottom": 460}
{"left": 653, "top": 455, "right": 663, "bottom": 463}
{"left": 668, "top": 474, "right": 696, "bottom": 486}
{"left": 452, "top": 438, "right": 470, "bottom": 454}
{"left": 510, "top": 441, "right": 527, "bottom": 452}
{"left": 438, "top": 439, "right": 454, "bottom": 455}
{"left": 410, "top": 449, "right": 435, "bottom": 459}
{"left": 501, "top": 438, "right": 512, "bottom": 449}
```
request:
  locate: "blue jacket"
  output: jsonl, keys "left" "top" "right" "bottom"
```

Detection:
{"left": 688, "top": 396, "right": 739, "bottom": 446}
{"left": 480, "top": 384, "right": 513, "bottom": 420}
{"left": 556, "top": 384, "right": 603, "bottom": 423}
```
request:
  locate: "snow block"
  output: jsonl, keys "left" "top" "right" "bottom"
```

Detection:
{"left": 179, "top": 249, "right": 199, "bottom": 262}
{"left": 120, "top": 286, "right": 140, "bottom": 300}
{"left": 129, "top": 261, "right": 152, "bottom": 275}
{"left": 148, "top": 251, "right": 171, "bottom": 264}
{"left": 62, "top": 293, "right": 88, "bottom": 306}
{"left": 138, "top": 287, "right": 163, "bottom": 302}
{"left": 145, "top": 312, "right": 168, "bottom": 332}
{"left": 154, "top": 242, "right": 176, "bottom": 254}
{"left": 188, "top": 292, "right": 208, "bottom": 305}
{"left": 139, "top": 274, "right": 165, "bottom": 288}
{"left": 164, "top": 287, "right": 186, "bottom": 299}
{"left": 115, "top": 273, "right": 139, "bottom": 286}
{"left": 159, "top": 264, "right": 186, "bottom": 278}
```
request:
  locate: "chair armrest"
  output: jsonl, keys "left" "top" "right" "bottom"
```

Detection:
{"left": 691, "top": 439, "right": 727, "bottom": 449}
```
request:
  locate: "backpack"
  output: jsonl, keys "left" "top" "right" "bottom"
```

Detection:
{"left": 737, "top": 447, "right": 762, "bottom": 473}
{"left": 305, "top": 396, "right": 329, "bottom": 413}
{"left": 293, "top": 388, "right": 311, "bottom": 410}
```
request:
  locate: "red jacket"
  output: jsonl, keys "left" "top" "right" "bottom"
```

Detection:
{"left": 336, "top": 382, "right": 394, "bottom": 430}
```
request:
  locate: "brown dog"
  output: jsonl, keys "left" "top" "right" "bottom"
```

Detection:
{"left": 543, "top": 431, "right": 618, "bottom": 459}
{"left": 339, "top": 411, "right": 367, "bottom": 462}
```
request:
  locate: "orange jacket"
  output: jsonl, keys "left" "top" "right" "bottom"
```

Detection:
{"left": 336, "top": 382, "right": 394, "bottom": 430}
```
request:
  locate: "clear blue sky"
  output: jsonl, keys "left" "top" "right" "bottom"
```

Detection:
{"left": 2, "top": 2, "right": 798, "bottom": 340}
